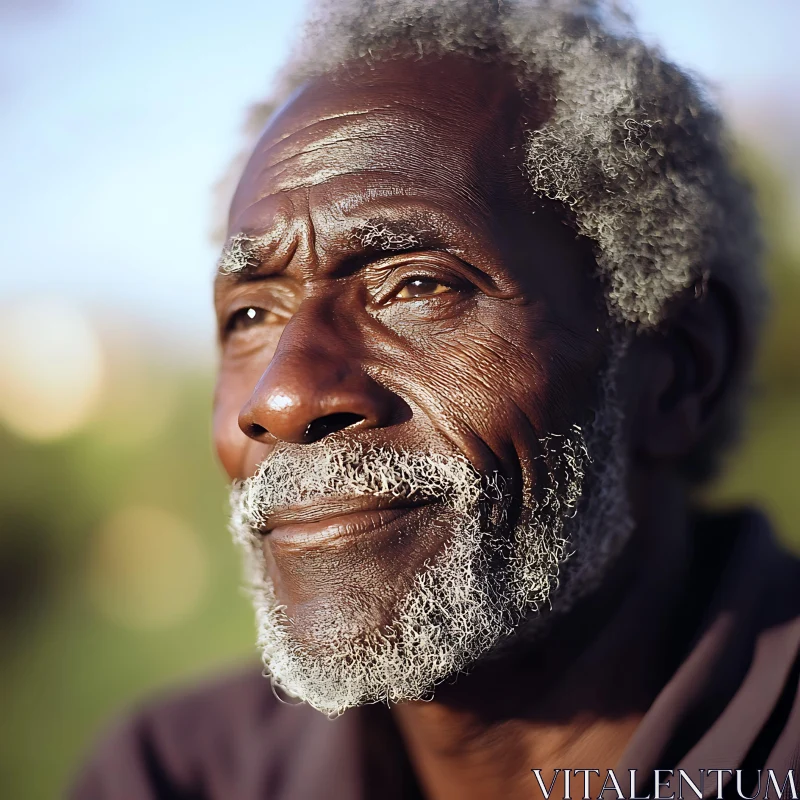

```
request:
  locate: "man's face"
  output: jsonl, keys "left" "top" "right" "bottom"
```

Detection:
{"left": 213, "top": 56, "right": 623, "bottom": 711}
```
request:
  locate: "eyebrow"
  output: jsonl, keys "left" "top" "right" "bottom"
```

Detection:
{"left": 216, "top": 220, "right": 432, "bottom": 278}
{"left": 216, "top": 232, "right": 270, "bottom": 276}
{"left": 353, "top": 221, "right": 425, "bottom": 252}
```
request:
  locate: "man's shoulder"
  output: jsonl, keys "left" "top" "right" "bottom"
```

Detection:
{"left": 69, "top": 664, "right": 322, "bottom": 800}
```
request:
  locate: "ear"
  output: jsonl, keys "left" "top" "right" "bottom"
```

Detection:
{"left": 625, "top": 279, "right": 742, "bottom": 464}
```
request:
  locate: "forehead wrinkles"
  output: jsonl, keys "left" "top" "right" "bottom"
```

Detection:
{"left": 227, "top": 63, "right": 534, "bottom": 270}
{"left": 229, "top": 108, "right": 495, "bottom": 255}
{"left": 244, "top": 106, "right": 487, "bottom": 199}
{"left": 238, "top": 57, "right": 530, "bottom": 203}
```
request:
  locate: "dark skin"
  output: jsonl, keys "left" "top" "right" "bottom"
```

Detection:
{"left": 213, "top": 55, "right": 739, "bottom": 799}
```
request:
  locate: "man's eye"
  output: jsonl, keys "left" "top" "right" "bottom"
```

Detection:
{"left": 393, "top": 278, "right": 452, "bottom": 300}
{"left": 225, "top": 306, "right": 268, "bottom": 334}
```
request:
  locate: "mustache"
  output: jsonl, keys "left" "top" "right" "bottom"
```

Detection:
{"left": 229, "top": 440, "right": 489, "bottom": 541}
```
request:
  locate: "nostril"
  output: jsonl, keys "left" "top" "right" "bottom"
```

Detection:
{"left": 304, "top": 412, "right": 364, "bottom": 443}
{"left": 245, "top": 422, "right": 268, "bottom": 440}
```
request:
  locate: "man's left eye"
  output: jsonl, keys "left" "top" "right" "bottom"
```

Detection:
{"left": 393, "top": 278, "right": 452, "bottom": 300}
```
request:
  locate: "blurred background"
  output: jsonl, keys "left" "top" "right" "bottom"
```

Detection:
{"left": 0, "top": 0, "right": 798, "bottom": 796}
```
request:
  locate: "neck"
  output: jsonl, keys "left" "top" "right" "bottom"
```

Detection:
{"left": 391, "top": 470, "right": 693, "bottom": 800}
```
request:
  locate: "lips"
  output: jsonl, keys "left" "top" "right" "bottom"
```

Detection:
{"left": 260, "top": 494, "right": 435, "bottom": 548}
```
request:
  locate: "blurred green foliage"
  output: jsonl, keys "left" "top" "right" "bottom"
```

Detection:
{"left": 0, "top": 151, "right": 798, "bottom": 800}
{"left": 0, "top": 370, "right": 255, "bottom": 798}
{"left": 704, "top": 149, "right": 800, "bottom": 537}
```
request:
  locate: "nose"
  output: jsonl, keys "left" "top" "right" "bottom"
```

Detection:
{"left": 238, "top": 322, "right": 399, "bottom": 445}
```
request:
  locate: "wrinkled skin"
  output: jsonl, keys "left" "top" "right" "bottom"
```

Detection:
{"left": 214, "top": 57, "right": 607, "bottom": 643}
{"left": 213, "top": 55, "right": 737, "bottom": 799}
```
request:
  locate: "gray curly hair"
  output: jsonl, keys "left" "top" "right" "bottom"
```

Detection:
{"left": 217, "top": 0, "right": 765, "bottom": 481}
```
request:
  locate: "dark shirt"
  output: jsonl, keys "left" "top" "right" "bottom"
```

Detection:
{"left": 70, "top": 510, "right": 800, "bottom": 799}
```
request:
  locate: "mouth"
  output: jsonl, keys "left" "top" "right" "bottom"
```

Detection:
{"left": 260, "top": 494, "right": 438, "bottom": 548}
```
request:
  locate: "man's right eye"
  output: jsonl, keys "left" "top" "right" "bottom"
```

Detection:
{"left": 225, "top": 306, "right": 269, "bottom": 334}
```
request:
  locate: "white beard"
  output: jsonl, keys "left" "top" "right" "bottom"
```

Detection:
{"left": 229, "top": 335, "right": 633, "bottom": 716}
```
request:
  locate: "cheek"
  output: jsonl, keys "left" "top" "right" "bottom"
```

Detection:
{"left": 212, "top": 389, "right": 245, "bottom": 480}
{"left": 382, "top": 313, "right": 603, "bottom": 496}
{"left": 451, "top": 313, "right": 602, "bottom": 437}
{"left": 409, "top": 324, "right": 542, "bottom": 438}
{"left": 434, "top": 337, "right": 549, "bottom": 475}
{"left": 213, "top": 361, "right": 269, "bottom": 480}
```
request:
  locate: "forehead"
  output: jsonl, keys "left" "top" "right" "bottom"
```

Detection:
{"left": 227, "top": 56, "right": 536, "bottom": 239}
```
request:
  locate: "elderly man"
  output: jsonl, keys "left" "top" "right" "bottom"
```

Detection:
{"left": 73, "top": 1, "right": 800, "bottom": 799}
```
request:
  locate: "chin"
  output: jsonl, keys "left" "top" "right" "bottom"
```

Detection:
{"left": 247, "top": 526, "right": 502, "bottom": 716}
{"left": 261, "top": 500, "right": 463, "bottom": 645}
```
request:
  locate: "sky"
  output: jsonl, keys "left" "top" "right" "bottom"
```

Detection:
{"left": 1, "top": 0, "right": 798, "bottom": 360}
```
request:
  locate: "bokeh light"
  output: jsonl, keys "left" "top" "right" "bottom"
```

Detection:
{"left": 0, "top": 297, "right": 104, "bottom": 441}
{"left": 91, "top": 323, "right": 179, "bottom": 449}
